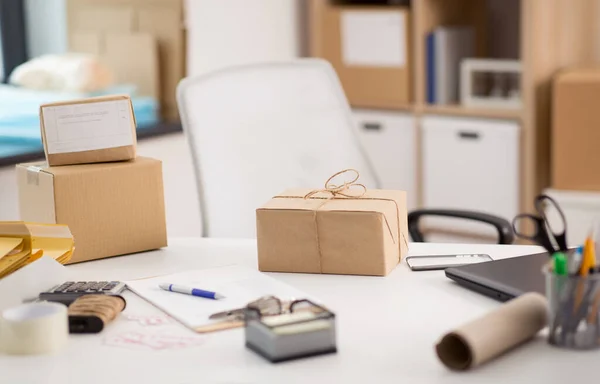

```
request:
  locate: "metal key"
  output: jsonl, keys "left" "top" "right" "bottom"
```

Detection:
{"left": 209, "top": 296, "right": 283, "bottom": 321}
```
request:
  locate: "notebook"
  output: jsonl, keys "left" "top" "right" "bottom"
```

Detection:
{"left": 126, "top": 265, "right": 312, "bottom": 332}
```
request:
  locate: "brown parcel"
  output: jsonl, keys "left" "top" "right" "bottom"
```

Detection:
{"left": 40, "top": 95, "right": 137, "bottom": 166}
{"left": 16, "top": 157, "right": 167, "bottom": 264}
{"left": 257, "top": 189, "right": 408, "bottom": 276}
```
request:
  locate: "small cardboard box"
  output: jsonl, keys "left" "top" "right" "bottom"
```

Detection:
{"left": 16, "top": 157, "right": 167, "bottom": 264}
{"left": 552, "top": 67, "right": 600, "bottom": 191}
{"left": 40, "top": 95, "right": 137, "bottom": 166}
{"left": 310, "top": 4, "right": 412, "bottom": 108}
{"left": 256, "top": 189, "right": 409, "bottom": 276}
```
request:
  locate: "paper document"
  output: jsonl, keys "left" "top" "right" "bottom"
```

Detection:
{"left": 126, "top": 266, "right": 312, "bottom": 331}
{"left": 341, "top": 11, "right": 406, "bottom": 67}
{"left": 41, "top": 99, "right": 134, "bottom": 154}
{"left": 0, "top": 256, "right": 71, "bottom": 311}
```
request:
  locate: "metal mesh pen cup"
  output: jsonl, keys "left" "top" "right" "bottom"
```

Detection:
{"left": 545, "top": 269, "right": 600, "bottom": 349}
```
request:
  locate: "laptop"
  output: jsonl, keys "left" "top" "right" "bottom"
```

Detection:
{"left": 445, "top": 252, "right": 549, "bottom": 302}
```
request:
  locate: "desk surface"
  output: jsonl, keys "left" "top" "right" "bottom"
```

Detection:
{"left": 1, "top": 238, "right": 589, "bottom": 383}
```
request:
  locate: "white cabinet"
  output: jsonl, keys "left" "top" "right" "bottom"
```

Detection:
{"left": 352, "top": 109, "right": 417, "bottom": 210}
{"left": 544, "top": 189, "right": 600, "bottom": 247}
{"left": 421, "top": 116, "right": 520, "bottom": 236}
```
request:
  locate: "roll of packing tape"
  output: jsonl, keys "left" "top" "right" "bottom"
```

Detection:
{"left": 0, "top": 302, "right": 69, "bottom": 355}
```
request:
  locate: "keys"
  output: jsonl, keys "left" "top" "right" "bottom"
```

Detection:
{"left": 54, "top": 282, "right": 74, "bottom": 293}
{"left": 66, "top": 282, "right": 86, "bottom": 292}
{"left": 102, "top": 281, "right": 120, "bottom": 291}
{"left": 209, "top": 296, "right": 283, "bottom": 321}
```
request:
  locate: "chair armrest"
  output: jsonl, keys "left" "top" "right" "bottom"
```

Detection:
{"left": 407, "top": 209, "right": 514, "bottom": 244}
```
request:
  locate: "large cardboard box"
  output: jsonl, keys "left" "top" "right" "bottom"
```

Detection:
{"left": 16, "top": 157, "right": 167, "bottom": 264}
{"left": 310, "top": 4, "right": 411, "bottom": 108}
{"left": 552, "top": 68, "right": 600, "bottom": 191}
{"left": 40, "top": 95, "right": 137, "bottom": 166}
{"left": 256, "top": 189, "right": 408, "bottom": 276}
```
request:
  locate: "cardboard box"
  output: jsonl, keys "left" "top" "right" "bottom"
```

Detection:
{"left": 66, "top": 0, "right": 185, "bottom": 120}
{"left": 40, "top": 95, "right": 137, "bottom": 166}
{"left": 16, "top": 157, "right": 167, "bottom": 264}
{"left": 309, "top": 4, "right": 411, "bottom": 108}
{"left": 256, "top": 189, "right": 409, "bottom": 276}
{"left": 552, "top": 68, "right": 600, "bottom": 191}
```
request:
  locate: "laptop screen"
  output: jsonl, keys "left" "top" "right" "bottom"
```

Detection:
{"left": 445, "top": 252, "right": 549, "bottom": 299}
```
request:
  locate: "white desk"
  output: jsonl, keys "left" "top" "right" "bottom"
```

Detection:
{"left": 1, "top": 238, "right": 590, "bottom": 383}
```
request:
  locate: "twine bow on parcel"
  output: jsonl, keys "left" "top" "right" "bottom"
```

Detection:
{"left": 303, "top": 169, "right": 367, "bottom": 200}
{"left": 294, "top": 168, "right": 403, "bottom": 274}
{"left": 300, "top": 168, "right": 399, "bottom": 247}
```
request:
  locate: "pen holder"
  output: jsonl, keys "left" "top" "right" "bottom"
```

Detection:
{"left": 545, "top": 269, "right": 600, "bottom": 349}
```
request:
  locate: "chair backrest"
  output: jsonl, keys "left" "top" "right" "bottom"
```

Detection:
{"left": 177, "top": 59, "right": 378, "bottom": 238}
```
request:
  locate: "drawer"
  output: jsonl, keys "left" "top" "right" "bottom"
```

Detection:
{"left": 352, "top": 109, "right": 416, "bottom": 210}
{"left": 421, "top": 115, "right": 520, "bottom": 238}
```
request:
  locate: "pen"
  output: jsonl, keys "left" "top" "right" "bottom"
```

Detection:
{"left": 552, "top": 252, "right": 568, "bottom": 276}
{"left": 580, "top": 236, "right": 597, "bottom": 276}
{"left": 159, "top": 283, "right": 225, "bottom": 300}
{"left": 569, "top": 246, "right": 583, "bottom": 274}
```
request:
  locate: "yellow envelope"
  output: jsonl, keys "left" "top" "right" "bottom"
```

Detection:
{"left": 0, "top": 250, "right": 33, "bottom": 279}
{"left": 26, "top": 223, "right": 74, "bottom": 264}
{"left": 0, "top": 222, "right": 74, "bottom": 279}
{"left": 0, "top": 238, "right": 23, "bottom": 260}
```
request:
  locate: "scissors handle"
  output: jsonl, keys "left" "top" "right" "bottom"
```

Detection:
{"left": 512, "top": 214, "right": 557, "bottom": 254}
{"left": 535, "top": 194, "right": 568, "bottom": 252}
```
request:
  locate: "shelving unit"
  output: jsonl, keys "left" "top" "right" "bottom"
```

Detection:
{"left": 420, "top": 104, "right": 521, "bottom": 120}
{"left": 307, "top": 0, "right": 599, "bottom": 223}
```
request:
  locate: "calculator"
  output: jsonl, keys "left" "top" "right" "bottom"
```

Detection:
{"left": 39, "top": 281, "right": 126, "bottom": 306}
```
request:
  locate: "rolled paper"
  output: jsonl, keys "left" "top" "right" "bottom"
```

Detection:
{"left": 436, "top": 292, "right": 548, "bottom": 371}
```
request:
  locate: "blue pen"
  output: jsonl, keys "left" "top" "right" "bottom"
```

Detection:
{"left": 159, "top": 283, "right": 225, "bottom": 300}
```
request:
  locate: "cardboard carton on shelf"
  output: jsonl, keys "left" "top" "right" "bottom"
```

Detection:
{"left": 16, "top": 157, "right": 167, "bottom": 264}
{"left": 310, "top": 3, "right": 412, "bottom": 109}
{"left": 552, "top": 67, "right": 600, "bottom": 191}
{"left": 66, "top": 0, "right": 185, "bottom": 120}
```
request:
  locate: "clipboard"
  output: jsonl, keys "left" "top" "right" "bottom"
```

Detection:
{"left": 126, "top": 265, "right": 314, "bottom": 334}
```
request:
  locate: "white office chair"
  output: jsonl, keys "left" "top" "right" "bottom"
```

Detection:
{"left": 177, "top": 59, "right": 379, "bottom": 238}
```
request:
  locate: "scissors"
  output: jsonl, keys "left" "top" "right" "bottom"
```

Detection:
{"left": 512, "top": 194, "right": 568, "bottom": 254}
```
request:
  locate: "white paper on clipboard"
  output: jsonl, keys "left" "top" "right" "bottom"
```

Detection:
{"left": 340, "top": 10, "right": 407, "bottom": 67}
{"left": 126, "top": 265, "right": 312, "bottom": 330}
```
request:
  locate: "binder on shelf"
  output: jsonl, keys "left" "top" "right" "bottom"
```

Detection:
{"left": 426, "top": 26, "right": 475, "bottom": 105}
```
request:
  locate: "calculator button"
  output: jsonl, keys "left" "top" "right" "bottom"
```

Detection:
{"left": 66, "top": 282, "right": 84, "bottom": 292}
{"left": 89, "top": 282, "right": 105, "bottom": 291}
{"left": 93, "top": 282, "right": 108, "bottom": 290}
{"left": 77, "top": 282, "right": 94, "bottom": 292}
{"left": 102, "top": 284, "right": 117, "bottom": 291}
{"left": 54, "top": 282, "right": 74, "bottom": 293}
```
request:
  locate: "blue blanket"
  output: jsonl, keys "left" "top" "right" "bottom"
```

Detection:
{"left": 0, "top": 85, "right": 159, "bottom": 158}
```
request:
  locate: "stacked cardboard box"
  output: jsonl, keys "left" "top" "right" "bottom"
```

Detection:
{"left": 65, "top": 0, "right": 185, "bottom": 120}
{"left": 17, "top": 95, "right": 168, "bottom": 264}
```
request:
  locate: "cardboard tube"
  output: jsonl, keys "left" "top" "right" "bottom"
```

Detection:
{"left": 0, "top": 302, "right": 69, "bottom": 355}
{"left": 436, "top": 292, "right": 548, "bottom": 371}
